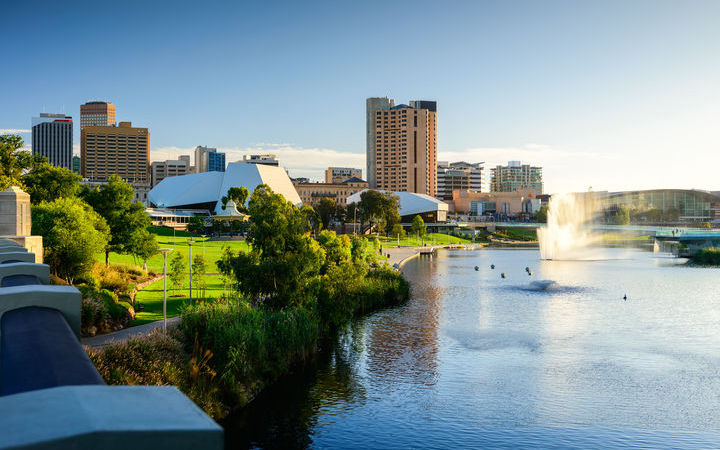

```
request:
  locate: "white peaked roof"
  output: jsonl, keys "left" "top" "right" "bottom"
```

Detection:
{"left": 148, "top": 163, "right": 302, "bottom": 214}
{"left": 346, "top": 190, "right": 449, "bottom": 217}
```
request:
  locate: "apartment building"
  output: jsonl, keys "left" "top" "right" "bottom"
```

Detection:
{"left": 437, "top": 161, "right": 483, "bottom": 201}
{"left": 490, "top": 161, "right": 543, "bottom": 194}
{"left": 367, "top": 98, "right": 437, "bottom": 196}
{"left": 151, "top": 155, "right": 191, "bottom": 186}
{"left": 31, "top": 113, "right": 73, "bottom": 169}
{"left": 325, "top": 167, "right": 362, "bottom": 184}
{"left": 194, "top": 146, "right": 226, "bottom": 172}
{"left": 242, "top": 154, "right": 279, "bottom": 166}
{"left": 81, "top": 122, "right": 150, "bottom": 185}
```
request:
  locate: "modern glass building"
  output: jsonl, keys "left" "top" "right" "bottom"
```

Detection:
{"left": 31, "top": 113, "right": 73, "bottom": 169}
{"left": 602, "top": 189, "right": 719, "bottom": 222}
{"left": 208, "top": 151, "right": 226, "bottom": 172}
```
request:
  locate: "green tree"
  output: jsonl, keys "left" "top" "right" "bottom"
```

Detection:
{"left": 192, "top": 254, "right": 208, "bottom": 299}
{"left": 130, "top": 229, "right": 158, "bottom": 271}
{"left": 187, "top": 216, "right": 207, "bottom": 235}
{"left": 169, "top": 252, "right": 187, "bottom": 295}
{"left": 391, "top": 223, "right": 406, "bottom": 240}
{"left": 221, "top": 186, "right": 250, "bottom": 213}
{"left": 535, "top": 205, "right": 548, "bottom": 223}
{"left": 31, "top": 197, "right": 110, "bottom": 283}
{"left": 316, "top": 198, "right": 338, "bottom": 230}
{"left": 0, "top": 134, "right": 45, "bottom": 191}
{"left": 81, "top": 175, "right": 151, "bottom": 265}
{"left": 23, "top": 162, "right": 81, "bottom": 204}
{"left": 218, "top": 184, "right": 325, "bottom": 308}
{"left": 410, "top": 215, "right": 427, "bottom": 238}
{"left": 317, "top": 230, "right": 352, "bottom": 272}
{"left": 616, "top": 205, "right": 630, "bottom": 225}
{"left": 358, "top": 190, "right": 401, "bottom": 234}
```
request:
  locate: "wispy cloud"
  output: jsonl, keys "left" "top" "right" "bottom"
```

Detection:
{"left": 0, "top": 129, "right": 31, "bottom": 134}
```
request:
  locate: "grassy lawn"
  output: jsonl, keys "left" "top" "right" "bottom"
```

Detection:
{"left": 97, "top": 227, "right": 249, "bottom": 273}
{"left": 131, "top": 273, "right": 230, "bottom": 325}
{"left": 378, "top": 232, "right": 471, "bottom": 247}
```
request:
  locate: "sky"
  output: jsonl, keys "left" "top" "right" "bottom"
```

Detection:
{"left": 2, "top": 0, "right": 720, "bottom": 193}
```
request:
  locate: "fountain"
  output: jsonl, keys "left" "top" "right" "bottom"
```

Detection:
{"left": 538, "top": 192, "right": 600, "bottom": 260}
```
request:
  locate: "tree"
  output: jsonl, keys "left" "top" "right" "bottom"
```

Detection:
{"left": 316, "top": 198, "right": 338, "bottom": 230}
{"left": 218, "top": 184, "right": 326, "bottom": 308}
{"left": 192, "top": 254, "right": 208, "bottom": 299}
{"left": 23, "top": 162, "right": 81, "bottom": 204}
{"left": 81, "top": 175, "right": 151, "bottom": 265}
{"left": 357, "top": 190, "right": 401, "bottom": 234}
{"left": 535, "top": 205, "right": 548, "bottom": 223}
{"left": 221, "top": 186, "right": 250, "bottom": 213}
{"left": 410, "top": 215, "right": 427, "bottom": 238}
{"left": 317, "top": 230, "right": 352, "bottom": 273}
{"left": 616, "top": 205, "right": 630, "bottom": 225}
{"left": 187, "top": 216, "right": 206, "bottom": 235}
{"left": 31, "top": 198, "right": 110, "bottom": 283}
{"left": 168, "top": 252, "right": 187, "bottom": 295}
{"left": 0, "top": 134, "right": 45, "bottom": 191}
{"left": 130, "top": 229, "right": 158, "bottom": 271}
{"left": 391, "top": 223, "right": 405, "bottom": 240}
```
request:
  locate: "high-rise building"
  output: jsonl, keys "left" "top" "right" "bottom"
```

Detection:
{"left": 151, "top": 155, "right": 191, "bottom": 186}
{"left": 81, "top": 122, "right": 150, "bottom": 185}
{"left": 367, "top": 98, "right": 437, "bottom": 196}
{"left": 366, "top": 97, "right": 395, "bottom": 188}
{"left": 72, "top": 155, "right": 81, "bottom": 173}
{"left": 31, "top": 113, "right": 73, "bottom": 169}
{"left": 325, "top": 167, "right": 362, "bottom": 184}
{"left": 194, "top": 146, "right": 226, "bottom": 172}
{"left": 490, "top": 161, "right": 543, "bottom": 194}
{"left": 242, "top": 154, "right": 279, "bottom": 166}
{"left": 436, "top": 161, "right": 484, "bottom": 201}
{"left": 80, "top": 101, "right": 116, "bottom": 130}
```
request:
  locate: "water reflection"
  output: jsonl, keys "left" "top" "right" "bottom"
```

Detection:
{"left": 225, "top": 248, "right": 720, "bottom": 449}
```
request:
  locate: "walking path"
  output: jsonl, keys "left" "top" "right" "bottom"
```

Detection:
{"left": 384, "top": 246, "right": 436, "bottom": 268}
{"left": 82, "top": 316, "right": 181, "bottom": 349}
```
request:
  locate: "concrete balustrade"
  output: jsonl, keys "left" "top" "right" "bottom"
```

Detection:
{"left": 0, "top": 262, "right": 50, "bottom": 286}
{"left": 0, "top": 386, "right": 223, "bottom": 449}
{"left": 0, "top": 246, "right": 27, "bottom": 253}
{"left": 0, "top": 252, "right": 36, "bottom": 264}
{"left": 0, "top": 285, "right": 81, "bottom": 338}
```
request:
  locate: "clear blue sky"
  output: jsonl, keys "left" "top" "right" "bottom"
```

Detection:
{"left": 2, "top": 0, "right": 719, "bottom": 192}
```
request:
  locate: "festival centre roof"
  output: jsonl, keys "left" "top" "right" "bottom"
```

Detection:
{"left": 148, "top": 162, "right": 302, "bottom": 214}
{"left": 346, "top": 190, "right": 449, "bottom": 217}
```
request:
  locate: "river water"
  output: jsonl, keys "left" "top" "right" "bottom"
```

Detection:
{"left": 225, "top": 248, "right": 720, "bottom": 449}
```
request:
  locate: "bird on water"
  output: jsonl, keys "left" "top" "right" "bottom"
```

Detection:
{"left": 623, "top": 294, "right": 627, "bottom": 301}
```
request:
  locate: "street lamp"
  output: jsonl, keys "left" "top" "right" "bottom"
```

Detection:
{"left": 201, "top": 234, "right": 206, "bottom": 257}
{"left": 158, "top": 248, "right": 173, "bottom": 334}
{"left": 187, "top": 239, "right": 194, "bottom": 305}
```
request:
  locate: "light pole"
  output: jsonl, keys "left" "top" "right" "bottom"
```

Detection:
{"left": 353, "top": 207, "right": 357, "bottom": 235}
{"left": 158, "top": 248, "right": 173, "bottom": 334}
{"left": 187, "top": 239, "right": 194, "bottom": 305}
{"left": 201, "top": 234, "right": 206, "bottom": 257}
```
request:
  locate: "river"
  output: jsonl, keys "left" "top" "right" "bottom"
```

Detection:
{"left": 225, "top": 248, "right": 720, "bottom": 449}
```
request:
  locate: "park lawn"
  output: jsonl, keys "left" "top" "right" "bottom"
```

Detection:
{"left": 601, "top": 233, "right": 652, "bottom": 243}
{"left": 96, "top": 227, "right": 250, "bottom": 272}
{"left": 378, "top": 232, "right": 471, "bottom": 247}
{"left": 131, "top": 274, "right": 230, "bottom": 326}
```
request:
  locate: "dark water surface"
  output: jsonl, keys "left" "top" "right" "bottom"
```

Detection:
{"left": 225, "top": 249, "right": 720, "bottom": 448}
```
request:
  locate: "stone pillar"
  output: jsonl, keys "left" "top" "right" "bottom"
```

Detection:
{"left": 0, "top": 187, "right": 43, "bottom": 263}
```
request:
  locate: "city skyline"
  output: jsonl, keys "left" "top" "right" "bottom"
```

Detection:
{"left": 2, "top": 0, "right": 720, "bottom": 193}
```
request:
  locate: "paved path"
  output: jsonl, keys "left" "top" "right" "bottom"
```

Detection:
{"left": 81, "top": 316, "right": 181, "bottom": 349}
{"left": 383, "top": 246, "right": 433, "bottom": 267}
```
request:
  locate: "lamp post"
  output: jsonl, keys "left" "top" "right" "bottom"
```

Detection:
{"left": 158, "top": 248, "right": 173, "bottom": 334}
{"left": 353, "top": 207, "right": 357, "bottom": 235}
{"left": 187, "top": 239, "right": 194, "bottom": 305}
{"left": 201, "top": 234, "right": 206, "bottom": 257}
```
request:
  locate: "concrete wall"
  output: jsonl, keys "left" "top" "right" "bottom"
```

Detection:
{"left": 0, "top": 285, "right": 81, "bottom": 338}
{"left": 0, "top": 262, "right": 50, "bottom": 285}
{"left": 0, "top": 187, "right": 31, "bottom": 237}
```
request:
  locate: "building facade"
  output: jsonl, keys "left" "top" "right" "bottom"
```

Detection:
{"left": 31, "top": 113, "right": 73, "bottom": 169}
{"left": 325, "top": 167, "right": 362, "bottom": 184}
{"left": 490, "top": 161, "right": 543, "bottom": 194}
{"left": 80, "top": 101, "right": 116, "bottom": 130}
{"left": 600, "top": 189, "right": 719, "bottom": 223}
{"left": 293, "top": 178, "right": 368, "bottom": 207}
{"left": 437, "top": 161, "right": 483, "bottom": 201}
{"left": 451, "top": 189, "right": 541, "bottom": 216}
{"left": 194, "top": 146, "right": 226, "bottom": 173}
{"left": 81, "top": 122, "right": 150, "bottom": 185}
{"left": 368, "top": 98, "right": 437, "bottom": 196}
{"left": 366, "top": 97, "right": 395, "bottom": 188}
{"left": 151, "top": 155, "right": 191, "bottom": 186}
{"left": 72, "top": 155, "right": 81, "bottom": 173}
{"left": 242, "top": 154, "right": 279, "bottom": 166}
